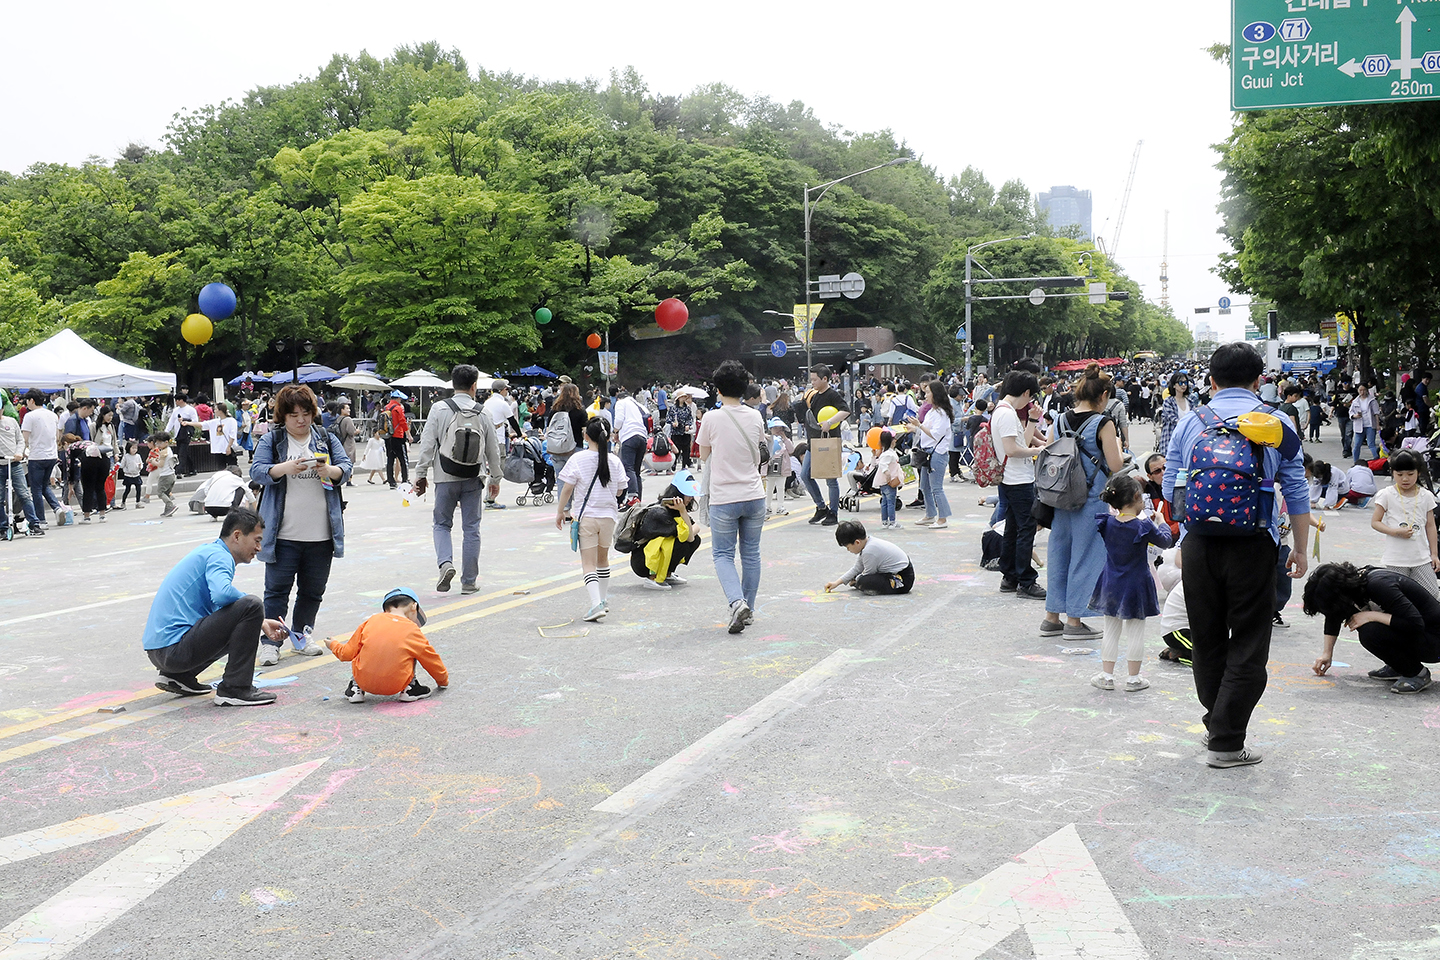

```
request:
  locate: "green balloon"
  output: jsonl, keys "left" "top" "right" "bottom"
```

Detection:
{"left": 534, "top": 307, "right": 553, "bottom": 324}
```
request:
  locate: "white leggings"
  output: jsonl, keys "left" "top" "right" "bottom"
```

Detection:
{"left": 1102, "top": 617, "right": 1148, "bottom": 664}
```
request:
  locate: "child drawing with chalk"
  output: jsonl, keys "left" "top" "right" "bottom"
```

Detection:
{"left": 327, "top": 588, "right": 448, "bottom": 703}
{"left": 824, "top": 520, "right": 914, "bottom": 596}
{"left": 1089, "top": 474, "right": 1174, "bottom": 692}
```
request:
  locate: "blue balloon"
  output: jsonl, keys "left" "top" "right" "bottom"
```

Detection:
{"left": 198, "top": 282, "right": 237, "bottom": 321}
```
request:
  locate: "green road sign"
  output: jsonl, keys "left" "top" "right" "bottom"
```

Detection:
{"left": 1232, "top": 0, "right": 1440, "bottom": 110}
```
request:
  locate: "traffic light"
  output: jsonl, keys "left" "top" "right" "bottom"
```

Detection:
{"left": 1267, "top": 310, "right": 1279, "bottom": 339}
{"left": 1108, "top": 291, "right": 1130, "bottom": 301}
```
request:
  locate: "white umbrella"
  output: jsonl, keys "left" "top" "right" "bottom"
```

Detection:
{"left": 328, "top": 372, "right": 390, "bottom": 391}
{"left": 390, "top": 370, "right": 450, "bottom": 389}
{"left": 674, "top": 385, "right": 709, "bottom": 399}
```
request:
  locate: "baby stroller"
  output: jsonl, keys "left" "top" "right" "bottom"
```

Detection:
{"left": 839, "top": 447, "right": 878, "bottom": 513}
{"left": 504, "top": 436, "right": 555, "bottom": 506}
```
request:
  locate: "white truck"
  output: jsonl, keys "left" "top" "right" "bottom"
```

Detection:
{"left": 1265, "top": 332, "right": 1339, "bottom": 378}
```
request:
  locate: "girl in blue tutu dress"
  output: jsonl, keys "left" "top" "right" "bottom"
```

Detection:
{"left": 1090, "top": 474, "right": 1174, "bottom": 692}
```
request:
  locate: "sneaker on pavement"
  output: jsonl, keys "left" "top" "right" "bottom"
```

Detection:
{"left": 1063, "top": 622, "right": 1104, "bottom": 641}
{"left": 582, "top": 601, "right": 607, "bottom": 622}
{"left": 1124, "top": 676, "right": 1151, "bottom": 692}
{"left": 214, "top": 685, "right": 277, "bottom": 707}
{"left": 461, "top": 582, "right": 480, "bottom": 595}
{"left": 890, "top": 520, "right": 904, "bottom": 529}
{"left": 1091, "top": 673, "right": 1115, "bottom": 691}
{"left": 1207, "top": 748, "right": 1262, "bottom": 768}
{"left": 1017, "top": 582, "right": 1047, "bottom": 601}
{"left": 397, "top": 678, "right": 432, "bottom": 702}
{"left": 639, "top": 579, "right": 672, "bottom": 591}
{"left": 156, "top": 674, "right": 210, "bottom": 696}
{"left": 742, "top": 606, "right": 755, "bottom": 625}
{"left": 161, "top": 506, "right": 178, "bottom": 518}
{"left": 1391, "top": 667, "right": 1432, "bottom": 694}
{"left": 915, "top": 516, "right": 935, "bottom": 526}
{"left": 808, "top": 506, "right": 827, "bottom": 524}
{"left": 436, "top": 561, "right": 457, "bottom": 592}
{"left": 1039, "top": 620, "right": 1064, "bottom": 638}
{"left": 344, "top": 679, "right": 366, "bottom": 703}
{"left": 1272, "top": 612, "right": 1289, "bottom": 628}
{"left": 821, "top": 512, "right": 839, "bottom": 526}
{"left": 728, "top": 599, "right": 750, "bottom": 634}
{"left": 27, "top": 525, "right": 44, "bottom": 537}
{"left": 1368, "top": 664, "right": 1403, "bottom": 680}
{"left": 292, "top": 637, "right": 324, "bottom": 656}
{"left": 258, "top": 644, "right": 280, "bottom": 666}
{"left": 663, "top": 574, "right": 688, "bottom": 585}
{"left": 999, "top": 578, "right": 1018, "bottom": 593}
{"left": 981, "top": 558, "right": 1000, "bottom": 571}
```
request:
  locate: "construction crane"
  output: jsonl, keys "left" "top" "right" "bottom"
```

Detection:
{"left": 1159, "top": 210, "right": 1170, "bottom": 309}
{"left": 1109, "top": 140, "right": 1142, "bottom": 260}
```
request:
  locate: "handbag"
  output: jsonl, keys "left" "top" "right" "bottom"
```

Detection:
{"left": 569, "top": 472, "right": 600, "bottom": 552}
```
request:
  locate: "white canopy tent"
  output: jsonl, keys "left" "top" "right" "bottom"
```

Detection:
{"left": 0, "top": 329, "right": 178, "bottom": 397}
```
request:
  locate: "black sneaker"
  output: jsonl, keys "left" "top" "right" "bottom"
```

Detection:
{"left": 156, "top": 674, "right": 210, "bottom": 696}
{"left": 1391, "top": 668, "right": 1432, "bottom": 694}
{"left": 821, "top": 511, "right": 839, "bottom": 526}
{"left": 436, "top": 561, "right": 456, "bottom": 592}
{"left": 397, "top": 678, "right": 432, "bottom": 702}
{"left": 1368, "top": 665, "right": 1403, "bottom": 681}
{"left": 999, "top": 578, "right": 1018, "bottom": 593}
{"left": 213, "top": 686, "right": 277, "bottom": 707}
{"left": 808, "top": 506, "right": 827, "bottom": 524}
{"left": 1272, "top": 612, "right": 1289, "bottom": 629}
{"left": 1016, "top": 582, "right": 1048, "bottom": 601}
{"left": 1207, "top": 748, "right": 1262, "bottom": 768}
{"left": 27, "top": 525, "right": 44, "bottom": 537}
{"left": 344, "top": 679, "right": 365, "bottom": 703}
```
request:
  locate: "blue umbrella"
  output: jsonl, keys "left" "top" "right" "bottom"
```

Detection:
{"left": 227, "top": 371, "right": 270, "bottom": 386}
{"left": 505, "top": 364, "right": 559, "bottom": 379}
{"left": 270, "top": 364, "right": 341, "bottom": 385}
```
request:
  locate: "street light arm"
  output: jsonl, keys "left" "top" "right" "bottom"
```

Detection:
{"left": 806, "top": 157, "right": 914, "bottom": 224}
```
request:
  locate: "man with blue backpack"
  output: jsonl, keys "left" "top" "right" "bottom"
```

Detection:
{"left": 1162, "top": 343, "right": 1312, "bottom": 769}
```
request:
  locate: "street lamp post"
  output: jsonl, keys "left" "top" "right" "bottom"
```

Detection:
{"left": 803, "top": 157, "right": 913, "bottom": 371}
{"left": 963, "top": 234, "right": 1032, "bottom": 384}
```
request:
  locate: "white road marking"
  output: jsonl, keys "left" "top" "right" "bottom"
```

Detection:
{"left": 0, "top": 759, "right": 326, "bottom": 959}
{"left": 86, "top": 536, "right": 211, "bottom": 559}
{"left": 593, "top": 648, "right": 862, "bottom": 815}
{"left": 853, "top": 823, "right": 1148, "bottom": 959}
{"left": 0, "top": 702, "right": 190, "bottom": 764}
{"left": 0, "top": 594, "right": 155, "bottom": 628}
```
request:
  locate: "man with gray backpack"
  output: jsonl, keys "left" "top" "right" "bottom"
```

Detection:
{"left": 414, "top": 364, "right": 504, "bottom": 595}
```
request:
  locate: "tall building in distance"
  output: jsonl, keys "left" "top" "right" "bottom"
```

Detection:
{"left": 1037, "top": 185, "right": 1093, "bottom": 240}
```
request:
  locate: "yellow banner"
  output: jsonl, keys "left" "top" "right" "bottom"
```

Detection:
{"left": 792, "top": 303, "right": 822, "bottom": 344}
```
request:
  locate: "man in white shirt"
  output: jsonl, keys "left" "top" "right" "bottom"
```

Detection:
{"left": 20, "top": 389, "right": 62, "bottom": 525}
{"left": 166, "top": 393, "right": 199, "bottom": 476}
{"left": 1, "top": 391, "right": 42, "bottom": 536}
{"left": 482, "top": 379, "right": 516, "bottom": 441}
{"left": 611, "top": 386, "right": 650, "bottom": 504}
{"left": 991, "top": 371, "right": 1048, "bottom": 600}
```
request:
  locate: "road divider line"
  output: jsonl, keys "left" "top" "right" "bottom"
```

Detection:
{"left": 592, "top": 648, "right": 863, "bottom": 816}
{"left": 0, "top": 594, "right": 156, "bottom": 628}
{"left": 87, "top": 536, "right": 213, "bottom": 559}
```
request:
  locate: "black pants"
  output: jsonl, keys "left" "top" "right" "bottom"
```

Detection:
{"left": 147, "top": 595, "right": 263, "bottom": 695}
{"left": 1181, "top": 533, "right": 1277, "bottom": 753}
{"left": 672, "top": 432, "right": 692, "bottom": 469}
{"left": 263, "top": 539, "right": 334, "bottom": 646}
{"left": 120, "top": 474, "right": 143, "bottom": 505}
{"left": 80, "top": 456, "right": 109, "bottom": 514}
{"left": 385, "top": 436, "right": 409, "bottom": 485}
{"left": 630, "top": 535, "right": 702, "bottom": 579}
{"left": 857, "top": 563, "right": 915, "bottom": 595}
{"left": 176, "top": 431, "right": 194, "bottom": 475}
{"left": 998, "top": 482, "right": 1037, "bottom": 586}
{"left": 1357, "top": 622, "right": 1440, "bottom": 678}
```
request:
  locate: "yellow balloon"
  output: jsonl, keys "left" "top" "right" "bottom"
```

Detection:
{"left": 818, "top": 405, "right": 839, "bottom": 423}
{"left": 182, "top": 313, "right": 213, "bottom": 346}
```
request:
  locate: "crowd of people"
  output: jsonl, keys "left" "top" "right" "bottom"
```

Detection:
{"left": 6, "top": 343, "right": 1437, "bottom": 770}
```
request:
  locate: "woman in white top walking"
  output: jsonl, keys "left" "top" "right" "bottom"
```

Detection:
{"left": 555, "top": 418, "right": 627, "bottom": 622}
{"left": 906, "top": 381, "right": 953, "bottom": 529}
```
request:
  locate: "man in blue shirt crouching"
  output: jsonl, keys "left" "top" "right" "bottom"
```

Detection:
{"left": 142, "top": 507, "right": 291, "bottom": 706}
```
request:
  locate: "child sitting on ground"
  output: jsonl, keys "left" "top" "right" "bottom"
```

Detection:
{"left": 327, "top": 588, "right": 448, "bottom": 703}
{"left": 825, "top": 520, "right": 914, "bottom": 595}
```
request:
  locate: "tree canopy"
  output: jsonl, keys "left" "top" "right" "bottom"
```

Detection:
{"left": 0, "top": 46, "right": 1184, "bottom": 383}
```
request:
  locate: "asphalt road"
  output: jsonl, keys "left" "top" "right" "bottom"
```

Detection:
{"left": 0, "top": 424, "right": 1435, "bottom": 960}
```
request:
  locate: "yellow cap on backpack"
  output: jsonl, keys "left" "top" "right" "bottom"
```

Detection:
{"left": 1236, "top": 412, "right": 1284, "bottom": 448}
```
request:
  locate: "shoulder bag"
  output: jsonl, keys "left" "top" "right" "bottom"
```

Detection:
{"left": 569, "top": 470, "right": 600, "bottom": 552}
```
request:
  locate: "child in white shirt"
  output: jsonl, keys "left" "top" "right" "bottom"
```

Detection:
{"left": 1369, "top": 450, "right": 1440, "bottom": 598}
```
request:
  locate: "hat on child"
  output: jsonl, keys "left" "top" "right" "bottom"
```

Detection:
{"left": 671, "top": 469, "right": 700, "bottom": 497}
{"left": 382, "top": 587, "right": 428, "bottom": 626}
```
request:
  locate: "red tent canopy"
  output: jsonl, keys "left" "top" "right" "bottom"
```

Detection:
{"left": 1052, "top": 357, "right": 1125, "bottom": 372}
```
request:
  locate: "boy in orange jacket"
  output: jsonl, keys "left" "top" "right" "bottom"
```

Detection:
{"left": 328, "top": 588, "right": 448, "bottom": 703}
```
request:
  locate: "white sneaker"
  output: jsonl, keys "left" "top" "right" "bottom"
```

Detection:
{"left": 1090, "top": 673, "right": 1115, "bottom": 691}
{"left": 639, "top": 579, "right": 671, "bottom": 591}
{"left": 663, "top": 574, "right": 688, "bottom": 586}
{"left": 583, "top": 601, "right": 607, "bottom": 622}
{"left": 1124, "top": 676, "right": 1150, "bottom": 692}
{"left": 258, "top": 644, "right": 280, "bottom": 666}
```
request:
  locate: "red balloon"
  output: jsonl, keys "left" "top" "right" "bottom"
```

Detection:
{"left": 655, "top": 297, "right": 689, "bottom": 332}
{"left": 586, "top": 332, "right": 602, "bottom": 349}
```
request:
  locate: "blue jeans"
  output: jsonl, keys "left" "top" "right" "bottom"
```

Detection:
{"left": 263, "top": 539, "right": 335, "bottom": 646}
{"left": 1353, "top": 425, "right": 1378, "bottom": 464}
{"left": 924, "top": 448, "right": 951, "bottom": 520}
{"left": 26, "top": 459, "right": 60, "bottom": 523}
{"left": 2, "top": 461, "right": 39, "bottom": 529}
{"left": 620, "top": 435, "right": 647, "bottom": 500}
{"left": 1339, "top": 418, "right": 1353, "bottom": 458}
{"left": 880, "top": 485, "right": 897, "bottom": 523}
{"left": 433, "top": 477, "right": 483, "bottom": 586}
{"left": 1275, "top": 544, "right": 1293, "bottom": 614}
{"left": 1046, "top": 497, "right": 1107, "bottom": 619}
{"left": 708, "top": 497, "right": 765, "bottom": 609}
{"left": 800, "top": 450, "right": 839, "bottom": 514}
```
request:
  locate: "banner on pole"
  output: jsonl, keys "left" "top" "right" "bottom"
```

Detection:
{"left": 598, "top": 351, "right": 618, "bottom": 377}
{"left": 791, "top": 303, "right": 822, "bottom": 345}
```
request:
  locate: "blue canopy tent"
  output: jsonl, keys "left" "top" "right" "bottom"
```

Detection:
{"left": 505, "top": 365, "right": 558, "bottom": 379}
{"left": 227, "top": 371, "right": 271, "bottom": 386}
{"left": 269, "top": 364, "right": 341, "bottom": 385}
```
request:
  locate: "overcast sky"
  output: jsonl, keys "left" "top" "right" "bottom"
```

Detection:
{"left": 1, "top": 0, "right": 1248, "bottom": 338}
